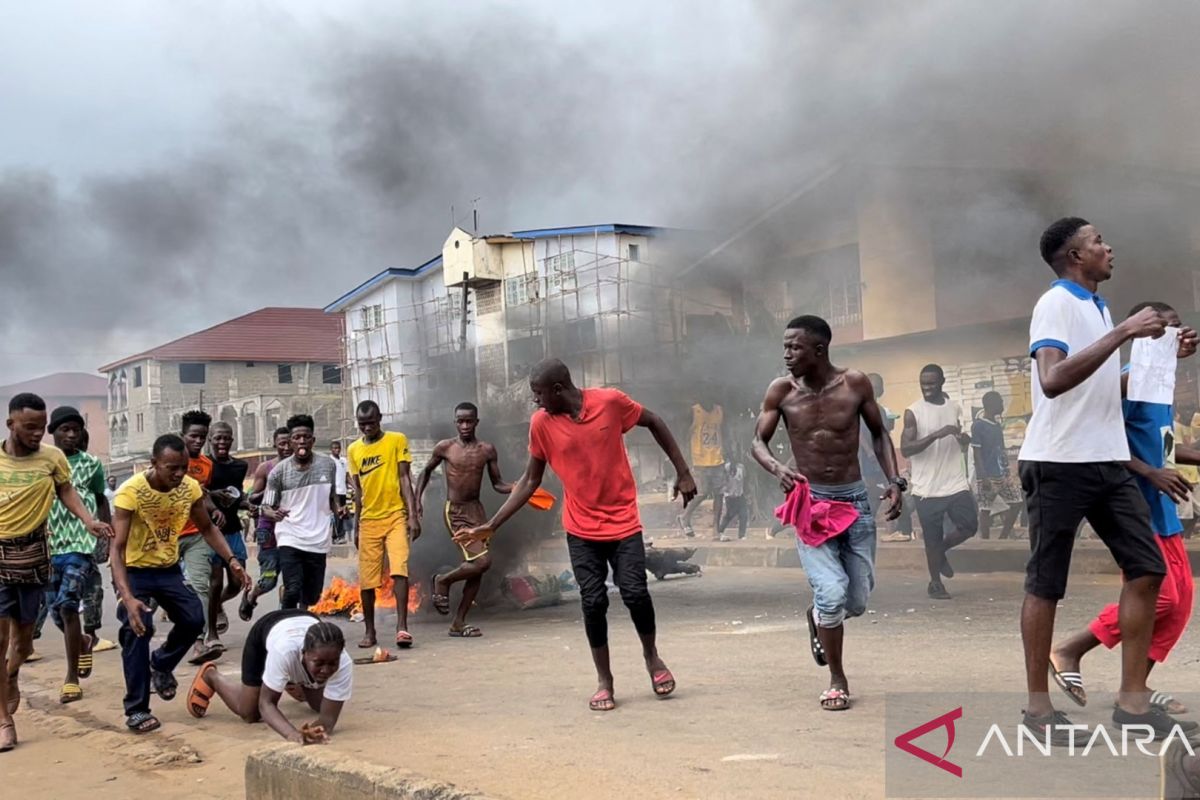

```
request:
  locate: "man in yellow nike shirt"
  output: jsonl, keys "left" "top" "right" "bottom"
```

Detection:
{"left": 347, "top": 401, "right": 419, "bottom": 651}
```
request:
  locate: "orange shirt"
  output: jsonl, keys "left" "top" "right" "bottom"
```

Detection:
{"left": 529, "top": 388, "right": 643, "bottom": 541}
{"left": 178, "top": 455, "right": 212, "bottom": 537}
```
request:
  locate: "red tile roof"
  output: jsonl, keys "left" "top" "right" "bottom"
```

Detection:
{"left": 99, "top": 308, "right": 344, "bottom": 372}
{"left": 0, "top": 372, "right": 108, "bottom": 399}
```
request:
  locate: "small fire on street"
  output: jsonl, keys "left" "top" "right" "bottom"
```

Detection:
{"left": 309, "top": 575, "right": 424, "bottom": 617}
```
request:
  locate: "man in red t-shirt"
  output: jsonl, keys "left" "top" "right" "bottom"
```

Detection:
{"left": 458, "top": 359, "right": 697, "bottom": 711}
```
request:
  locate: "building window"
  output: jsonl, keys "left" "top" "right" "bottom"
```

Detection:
{"left": 179, "top": 363, "right": 205, "bottom": 384}
{"left": 628, "top": 244, "right": 640, "bottom": 262}
{"left": 278, "top": 364, "right": 293, "bottom": 384}
{"left": 505, "top": 274, "right": 539, "bottom": 307}
{"left": 359, "top": 304, "right": 384, "bottom": 330}
{"left": 133, "top": 366, "right": 143, "bottom": 387}
{"left": 136, "top": 413, "right": 144, "bottom": 433}
{"left": 245, "top": 361, "right": 255, "bottom": 367}
{"left": 322, "top": 364, "right": 342, "bottom": 384}
{"left": 368, "top": 361, "right": 391, "bottom": 386}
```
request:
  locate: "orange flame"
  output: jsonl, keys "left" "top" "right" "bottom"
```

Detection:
{"left": 308, "top": 575, "right": 422, "bottom": 616}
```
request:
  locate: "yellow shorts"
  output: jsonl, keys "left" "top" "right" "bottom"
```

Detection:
{"left": 358, "top": 511, "right": 409, "bottom": 589}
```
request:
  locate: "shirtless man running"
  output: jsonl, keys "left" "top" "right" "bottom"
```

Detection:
{"left": 751, "top": 315, "right": 903, "bottom": 711}
{"left": 415, "top": 402, "right": 512, "bottom": 638}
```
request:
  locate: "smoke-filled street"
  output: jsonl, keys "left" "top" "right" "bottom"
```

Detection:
{"left": 6, "top": 560, "right": 1197, "bottom": 799}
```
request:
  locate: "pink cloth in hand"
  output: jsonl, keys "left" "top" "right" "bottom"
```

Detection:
{"left": 774, "top": 480, "right": 860, "bottom": 547}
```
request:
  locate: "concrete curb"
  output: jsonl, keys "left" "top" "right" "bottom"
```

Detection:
{"left": 245, "top": 743, "right": 498, "bottom": 800}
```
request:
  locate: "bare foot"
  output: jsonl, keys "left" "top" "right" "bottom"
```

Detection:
{"left": 358, "top": 632, "right": 377, "bottom": 649}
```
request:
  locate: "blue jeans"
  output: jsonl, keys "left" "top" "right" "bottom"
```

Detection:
{"left": 797, "top": 483, "right": 876, "bottom": 628}
{"left": 118, "top": 565, "right": 205, "bottom": 716}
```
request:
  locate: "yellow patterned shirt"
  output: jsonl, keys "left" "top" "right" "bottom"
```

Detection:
{"left": 115, "top": 473, "right": 203, "bottom": 568}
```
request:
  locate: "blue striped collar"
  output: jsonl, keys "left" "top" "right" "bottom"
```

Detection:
{"left": 1052, "top": 278, "right": 1107, "bottom": 312}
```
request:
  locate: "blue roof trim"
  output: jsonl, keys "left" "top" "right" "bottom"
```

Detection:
{"left": 509, "top": 224, "right": 661, "bottom": 239}
{"left": 323, "top": 256, "right": 443, "bottom": 313}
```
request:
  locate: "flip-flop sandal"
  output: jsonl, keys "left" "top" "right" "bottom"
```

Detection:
{"left": 216, "top": 611, "right": 229, "bottom": 635}
{"left": 651, "top": 669, "right": 676, "bottom": 698}
{"left": 238, "top": 591, "right": 256, "bottom": 622}
{"left": 820, "top": 687, "right": 851, "bottom": 711}
{"left": 395, "top": 631, "right": 414, "bottom": 649}
{"left": 188, "top": 642, "right": 224, "bottom": 666}
{"left": 448, "top": 626, "right": 482, "bottom": 638}
{"left": 126, "top": 711, "right": 161, "bottom": 734}
{"left": 589, "top": 689, "right": 616, "bottom": 712}
{"left": 352, "top": 650, "right": 398, "bottom": 665}
{"left": 806, "top": 606, "right": 828, "bottom": 667}
{"left": 0, "top": 721, "right": 15, "bottom": 752}
{"left": 151, "top": 667, "right": 178, "bottom": 701}
{"left": 1048, "top": 663, "right": 1087, "bottom": 707}
{"left": 1151, "top": 690, "right": 1189, "bottom": 715}
{"left": 430, "top": 574, "right": 450, "bottom": 616}
{"left": 78, "top": 634, "right": 95, "bottom": 679}
{"left": 59, "top": 683, "right": 83, "bottom": 704}
{"left": 186, "top": 663, "right": 218, "bottom": 718}
{"left": 92, "top": 638, "right": 118, "bottom": 653}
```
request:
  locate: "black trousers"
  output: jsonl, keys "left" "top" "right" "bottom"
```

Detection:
{"left": 718, "top": 496, "right": 749, "bottom": 539}
{"left": 916, "top": 491, "right": 979, "bottom": 581}
{"left": 567, "top": 532, "right": 656, "bottom": 648}
{"left": 277, "top": 546, "right": 327, "bottom": 610}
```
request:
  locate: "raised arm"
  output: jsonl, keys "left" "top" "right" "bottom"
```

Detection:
{"left": 485, "top": 444, "right": 513, "bottom": 494}
{"left": 636, "top": 407, "right": 697, "bottom": 505}
{"left": 1037, "top": 307, "right": 1164, "bottom": 399}
{"left": 900, "top": 409, "right": 958, "bottom": 458}
{"left": 751, "top": 378, "right": 802, "bottom": 492}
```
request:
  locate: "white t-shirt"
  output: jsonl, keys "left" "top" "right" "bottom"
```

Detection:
{"left": 262, "top": 614, "right": 354, "bottom": 702}
{"left": 333, "top": 456, "right": 348, "bottom": 495}
{"left": 1018, "top": 280, "right": 1129, "bottom": 463}
{"left": 906, "top": 398, "right": 970, "bottom": 498}
{"left": 265, "top": 454, "right": 336, "bottom": 553}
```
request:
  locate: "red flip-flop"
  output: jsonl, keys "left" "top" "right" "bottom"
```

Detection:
{"left": 651, "top": 669, "right": 676, "bottom": 698}
{"left": 589, "top": 689, "right": 616, "bottom": 711}
{"left": 395, "top": 631, "right": 414, "bottom": 649}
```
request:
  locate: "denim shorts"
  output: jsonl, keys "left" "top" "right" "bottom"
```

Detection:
{"left": 796, "top": 481, "right": 876, "bottom": 628}
{"left": 210, "top": 531, "right": 249, "bottom": 567}
{"left": 44, "top": 552, "right": 94, "bottom": 625}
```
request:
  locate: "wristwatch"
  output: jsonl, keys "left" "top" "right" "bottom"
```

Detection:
{"left": 889, "top": 476, "right": 909, "bottom": 492}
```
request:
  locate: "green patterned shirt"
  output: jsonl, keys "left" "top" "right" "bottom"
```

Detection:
{"left": 47, "top": 451, "right": 107, "bottom": 556}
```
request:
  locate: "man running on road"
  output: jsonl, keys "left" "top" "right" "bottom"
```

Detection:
{"left": 751, "top": 315, "right": 903, "bottom": 711}
{"left": 415, "top": 402, "right": 512, "bottom": 638}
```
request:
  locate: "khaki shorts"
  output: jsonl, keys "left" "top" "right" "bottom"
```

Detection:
{"left": 444, "top": 500, "right": 488, "bottom": 562}
{"left": 358, "top": 511, "right": 409, "bottom": 589}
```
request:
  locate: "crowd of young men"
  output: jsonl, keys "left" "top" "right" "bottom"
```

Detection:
{"left": 6, "top": 214, "right": 1200, "bottom": 795}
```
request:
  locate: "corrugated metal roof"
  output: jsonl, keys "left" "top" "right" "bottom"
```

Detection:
{"left": 323, "top": 256, "right": 444, "bottom": 313}
{"left": 99, "top": 308, "right": 343, "bottom": 372}
{"left": 0, "top": 372, "right": 107, "bottom": 399}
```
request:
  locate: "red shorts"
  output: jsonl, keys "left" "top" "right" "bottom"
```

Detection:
{"left": 1089, "top": 534, "right": 1194, "bottom": 663}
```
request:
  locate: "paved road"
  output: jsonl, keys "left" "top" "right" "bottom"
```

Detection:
{"left": 7, "top": 563, "right": 1195, "bottom": 799}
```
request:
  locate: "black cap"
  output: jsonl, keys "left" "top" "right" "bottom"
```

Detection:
{"left": 48, "top": 406, "right": 85, "bottom": 433}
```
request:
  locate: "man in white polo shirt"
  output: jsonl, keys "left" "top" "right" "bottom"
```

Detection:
{"left": 1018, "top": 217, "right": 1175, "bottom": 743}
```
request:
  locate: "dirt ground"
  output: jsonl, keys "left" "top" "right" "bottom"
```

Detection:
{"left": 7, "top": 561, "right": 1198, "bottom": 799}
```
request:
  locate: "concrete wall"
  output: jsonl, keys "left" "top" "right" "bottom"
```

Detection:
{"left": 245, "top": 744, "right": 494, "bottom": 800}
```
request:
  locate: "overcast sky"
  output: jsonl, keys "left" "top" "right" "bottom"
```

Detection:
{"left": 3, "top": 1, "right": 1199, "bottom": 384}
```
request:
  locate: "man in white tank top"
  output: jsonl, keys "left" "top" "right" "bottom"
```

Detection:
{"left": 901, "top": 364, "right": 978, "bottom": 599}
